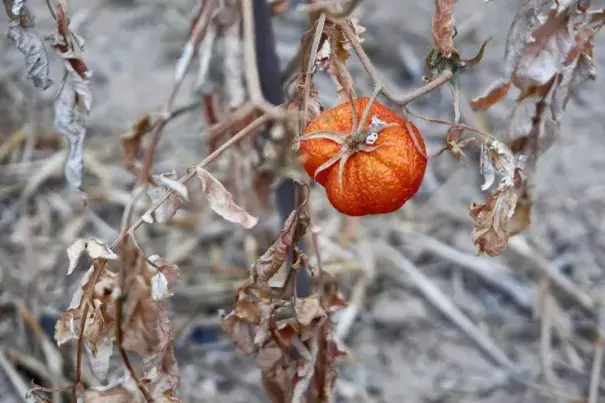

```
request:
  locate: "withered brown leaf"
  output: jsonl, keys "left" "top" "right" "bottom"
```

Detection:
{"left": 431, "top": 0, "right": 457, "bottom": 57}
{"left": 121, "top": 113, "right": 151, "bottom": 171}
{"left": 251, "top": 205, "right": 309, "bottom": 284}
{"left": 55, "top": 264, "right": 118, "bottom": 380}
{"left": 470, "top": 187, "right": 519, "bottom": 257}
{"left": 196, "top": 166, "right": 259, "bottom": 229}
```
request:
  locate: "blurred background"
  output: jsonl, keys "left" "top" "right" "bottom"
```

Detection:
{"left": 1, "top": 0, "right": 605, "bottom": 402}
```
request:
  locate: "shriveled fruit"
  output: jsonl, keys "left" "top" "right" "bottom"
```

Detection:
{"left": 297, "top": 97, "right": 427, "bottom": 216}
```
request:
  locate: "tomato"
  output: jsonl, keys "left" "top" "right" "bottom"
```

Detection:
{"left": 297, "top": 97, "right": 427, "bottom": 216}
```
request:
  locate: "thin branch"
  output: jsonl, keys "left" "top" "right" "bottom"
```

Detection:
{"left": 241, "top": 0, "right": 284, "bottom": 117}
{"left": 336, "top": 19, "right": 453, "bottom": 106}
{"left": 111, "top": 111, "right": 274, "bottom": 249}
{"left": 140, "top": 0, "right": 218, "bottom": 178}
{"left": 241, "top": 0, "right": 264, "bottom": 104}
{"left": 302, "top": 13, "right": 327, "bottom": 132}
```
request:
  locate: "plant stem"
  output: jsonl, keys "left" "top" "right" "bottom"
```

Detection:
{"left": 337, "top": 19, "right": 453, "bottom": 106}
{"left": 140, "top": 0, "right": 218, "bottom": 179}
{"left": 72, "top": 259, "right": 107, "bottom": 403}
{"left": 111, "top": 111, "right": 272, "bottom": 249}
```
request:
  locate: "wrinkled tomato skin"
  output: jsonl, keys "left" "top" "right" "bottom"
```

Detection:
{"left": 299, "top": 97, "right": 427, "bottom": 216}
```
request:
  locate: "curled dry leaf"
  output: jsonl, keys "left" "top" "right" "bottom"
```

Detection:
{"left": 470, "top": 3, "right": 601, "bottom": 111}
{"left": 4, "top": 0, "right": 52, "bottom": 89}
{"left": 146, "top": 171, "right": 184, "bottom": 224}
{"left": 223, "top": 216, "right": 346, "bottom": 401}
{"left": 431, "top": 0, "right": 457, "bottom": 57}
{"left": 140, "top": 342, "right": 180, "bottom": 402}
{"left": 470, "top": 187, "right": 520, "bottom": 257}
{"left": 66, "top": 238, "right": 118, "bottom": 275}
{"left": 196, "top": 166, "right": 258, "bottom": 229}
{"left": 470, "top": 139, "right": 527, "bottom": 256}
{"left": 148, "top": 255, "right": 180, "bottom": 302}
{"left": 288, "top": 79, "right": 322, "bottom": 134}
{"left": 46, "top": 0, "right": 92, "bottom": 190}
{"left": 120, "top": 255, "right": 178, "bottom": 356}
{"left": 251, "top": 204, "right": 309, "bottom": 284}
{"left": 323, "top": 23, "right": 359, "bottom": 103}
{"left": 55, "top": 264, "right": 118, "bottom": 380}
{"left": 121, "top": 113, "right": 152, "bottom": 171}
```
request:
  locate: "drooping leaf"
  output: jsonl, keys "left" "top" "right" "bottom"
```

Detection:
{"left": 46, "top": 1, "right": 92, "bottom": 190}
{"left": 196, "top": 166, "right": 258, "bottom": 229}
{"left": 66, "top": 238, "right": 118, "bottom": 275}
{"left": 251, "top": 206, "right": 309, "bottom": 284}
{"left": 55, "top": 264, "right": 118, "bottom": 381}
{"left": 4, "top": 0, "right": 52, "bottom": 89}
{"left": 470, "top": 187, "right": 520, "bottom": 257}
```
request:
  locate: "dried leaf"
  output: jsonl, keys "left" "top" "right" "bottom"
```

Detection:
{"left": 84, "top": 330, "right": 113, "bottom": 380}
{"left": 470, "top": 138, "right": 528, "bottom": 256}
{"left": 196, "top": 166, "right": 258, "bottom": 229}
{"left": 153, "top": 172, "right": 189, "bottom": 202}
{"left": 141, "top": 342, "right": 180, "bottom": 402}
{"left": 220, "top": 311, "right": 257, "bottom": 355}
{"left": 288, "top": 80, "right": 322, "bottom": 130}
{"left": 470, "top": 187, "right": 520, "bottom": 257}
{"left": 507, "top": 193, "right": 532, "bottom": 237}
{"left": 46, "top": 1, "right": 92, "bottom": 190}
{"left": 479, "top": 142, "right": 495, "bottom": 191}
{"left": 469, "top": 79, "right": 511, "bottom": 110}
{"left": 511, "top": 9, "right": 574, "bottom": 99}
{"left": 55, "top": 266, "right": 118, "bottom": 343}
{"left": 55, "top": 264, "right": 118, "bottom": 381}
{"left": 146, "top": 171, "right": 183, "bottom": 224}
{"left": 121, "top": 113, "right": 151, "bottom": 170}
{"left": 121, "top": 270, "right": 172, "bottom": 358}
{"left": 53, "top": 68, "right": 89, "bottom": 190}
{"left": 66, "top": 238, "right": 118, "bottom": 275}
{"left": 4, "top": 0, "right": 52, "bottom": 89}
{"left": 147, "top": 256, "right": 179, "bottom": 302}
{"left": 481, "top": 139, "right": 517, "bottom": 189}
{"left": 324, "top": 23, "right": 358, "bottom": 103}
{"left": 251, "top": 206, "right": 309, "bottom": 284}
{"left": 432, "top": 0, "right": 457, "bottom": 57}
{"left": 151, "top": 272, "right": 171, "bottom": 301}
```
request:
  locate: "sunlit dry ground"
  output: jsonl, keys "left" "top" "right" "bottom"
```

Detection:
{"left": 2, "top": 0, "right": 605, "bottom": 402}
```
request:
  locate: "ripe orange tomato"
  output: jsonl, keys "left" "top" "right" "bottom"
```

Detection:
{"left": 298, "top": 97, "right": 427, "bottom": 216}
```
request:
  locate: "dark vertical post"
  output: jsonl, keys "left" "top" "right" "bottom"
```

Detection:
{"left": 252, "top": 0, "right": 310, "bottom": 296}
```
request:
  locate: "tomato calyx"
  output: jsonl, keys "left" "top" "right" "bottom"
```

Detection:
{"left": 297, "top": 93, "right": 398, "bottom": 191}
